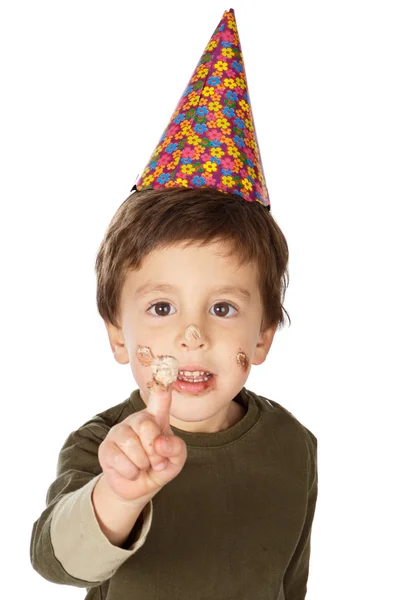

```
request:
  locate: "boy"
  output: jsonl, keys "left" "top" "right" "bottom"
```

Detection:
{"left": 30, "top": 9, "right": 318, "bottom": 600}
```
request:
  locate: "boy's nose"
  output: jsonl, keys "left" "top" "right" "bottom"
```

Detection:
{"left": 178, "top": 323, "right": 206, "bottom": 351}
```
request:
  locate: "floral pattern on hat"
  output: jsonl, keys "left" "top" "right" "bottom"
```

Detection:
{"left": 135, "top": 9, "right": 270, "bottom": 209}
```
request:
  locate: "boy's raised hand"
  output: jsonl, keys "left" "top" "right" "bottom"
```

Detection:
{"left": 98, "top": 383, "right": 187, "bottom": 506}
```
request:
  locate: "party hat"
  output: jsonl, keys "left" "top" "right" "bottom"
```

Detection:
{"left": 134, "top": 8, "right": 270, "bottom": 210}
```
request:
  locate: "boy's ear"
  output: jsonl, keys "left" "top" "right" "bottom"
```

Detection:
{"left": 252, "top": 324, "right": 277, "bottom": 366}
{"left": 104, "top": 321, "right": 130, "bottom": 365}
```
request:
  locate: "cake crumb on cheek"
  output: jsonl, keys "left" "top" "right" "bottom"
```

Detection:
{"left": 136, "top": 345, "right": 154, "bottom": 366}
{"left": 236, "top": 349, "right": 249, "bottom": 371}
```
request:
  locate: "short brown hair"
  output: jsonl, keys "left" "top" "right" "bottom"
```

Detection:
{"left": 95, "top": 187, "right": 290, "bottom": 332}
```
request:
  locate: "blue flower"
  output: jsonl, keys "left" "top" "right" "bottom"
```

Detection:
{"left": 226, "top": 90, "right": 238, "bottom": 102}
{"left": 234, "top": 118, "right": 245, "bottom": 129}
{"left": 183, "top": 85, "right": 194, "bottom": 97}
{"left": 211, "top": 156, "right": 221, "bottom": 165}
{"left": 160, "top": 132, "right": 167, "bottom": 142}
{"left": 208, "top": 76, "right": 221, "bottom": 86}
{"left": 233, "top": 189, "right": 244, "bottom": 197}
{"left": 232, "top": 60, "right": 243, "bottom": 72}
{"left": 196, "top": 106, "right": 208, "bottom": 116}
{"left": 221, "top": 41, "right": 232, "bottom": 48}
{"left": 192, "top": 175, "right": 206, "bottom": 186}
{"left": 194, "top": 123, "right": 207, "bottom": 134}
{"left": 181, "top": 157, "right": 193, "bottom": 164}
{"left": 174, "top": 113, "right": 185, "bottom": 124}
{"left": 157, "top": 173, "right": 170, "bottom": 184}
{"left": 149, "top": 161, "right": 158, "bottom": 170}
{"left": 222, "top": 169, "right": 232, "bottom": 176}
{"left": 234, "top": 135, "right": 245, "bottom": 147}
{"left": 165, "top": 143, "right": 178, "bottom": 154}
{"left": 243, "top": 92, "right": 249, "bottom": 101}
{"left": 218, "top": 23, "right": 225, "bottom": 32}
{"left": 209, "top": 139, "right": 221, "bottom": 147}
{"left": 223, "top": 107, "right": 235, "bottom": 118}
{"left": 247, "top": 159, "right": 254, "bottom": 167}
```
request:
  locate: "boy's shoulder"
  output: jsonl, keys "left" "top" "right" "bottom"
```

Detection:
{"left": 245, "top": 387, "right": 318, "bottom": 448}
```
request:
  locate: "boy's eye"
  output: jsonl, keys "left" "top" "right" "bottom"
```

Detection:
{"left": 147, "top": 301, "right": 238, "bottom": 318}
{"left": 210, "top": 302, "right": 238, "bottom": 318}
{"left": 147, "top": 302, "right": 176, "bottom": 317}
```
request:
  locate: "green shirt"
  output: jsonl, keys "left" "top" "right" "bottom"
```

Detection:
{"left": 30, "top": 387, "right": 318, "bottom": 599}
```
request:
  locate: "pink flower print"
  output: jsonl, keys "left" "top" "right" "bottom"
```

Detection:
{"left": 225, "top": 68, "right": 236, "bottom": 78}
{"left": 158, "top": 154, "right": 172, "bottom": 166}
{"left": 202, "top": 152, "right": 211, "bottom": 162}
{"left": 203, "top": 173, "right": 217, "bottom": 186}
{"left": 240, "top": 168, "right": 248, "bottom": 179}
{"left": 168, "top": 124, "right": 179, "bottom": 136}
{"left": 207, "top": 129, "right": 222, "bottom": 141}
{"left": 181, "top": 146, "right": 195, "bottom": 159}
{"left": 221, "top": 156, "right": 235, "bottom": 170}
{"left": 220, "top": 29, "right": 235, "bottom": 43}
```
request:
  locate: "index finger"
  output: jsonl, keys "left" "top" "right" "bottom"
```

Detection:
{"left": 146, "top": 382, "right": 173, "bottom": 431}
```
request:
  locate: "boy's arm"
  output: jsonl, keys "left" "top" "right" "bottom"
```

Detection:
{"left": 30, "top": 421, "right": 153, "bottom": 588}
{"left": 283, "top": 432, "right": 318, "bottom": 600}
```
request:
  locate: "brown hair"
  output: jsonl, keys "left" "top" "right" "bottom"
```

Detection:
{"left": 95, "top": 187, "right": 290, "bottom": 332}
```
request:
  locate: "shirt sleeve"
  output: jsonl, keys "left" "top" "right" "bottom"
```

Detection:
{"left": 30, "top": 421, "right": 153, "bottom": 587}
{"left": 283, "top": 431, "right": 318, "bottom": 600}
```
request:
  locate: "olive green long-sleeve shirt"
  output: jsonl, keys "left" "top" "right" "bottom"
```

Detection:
{"left": 30, "top": 387, "right": 318, "bottom": 599}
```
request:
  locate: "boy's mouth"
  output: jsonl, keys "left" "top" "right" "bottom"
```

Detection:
{"left": 177, "top": 370, "right": 213, "bottom": 383}
{"left": 173, "top": 365, "right": 216, "bottom": 395}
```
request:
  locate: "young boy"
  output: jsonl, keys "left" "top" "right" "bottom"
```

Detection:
{"left": 30, "top": 9, "right": 318, "bottom": 600}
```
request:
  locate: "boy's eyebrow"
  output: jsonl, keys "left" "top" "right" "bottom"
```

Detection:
{"left": 135, "top": 282, "right": 251, "bottom": 301}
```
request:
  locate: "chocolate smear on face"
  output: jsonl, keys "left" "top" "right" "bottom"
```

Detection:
{"left": 236, "top": 349, "right": 249, "bottom": 371}
{"left": 136, "top": 345, "right": 154, "bottom": 367}
{"left": 185, "top": 325, "right": 201, "bottom": 341}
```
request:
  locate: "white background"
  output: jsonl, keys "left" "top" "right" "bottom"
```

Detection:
{"left": 1, "top": 0, "right": 397, "bottom": 598}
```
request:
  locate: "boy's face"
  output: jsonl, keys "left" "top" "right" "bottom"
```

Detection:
{"left": 105, "top": 240, "right": 276, "bottom": 433}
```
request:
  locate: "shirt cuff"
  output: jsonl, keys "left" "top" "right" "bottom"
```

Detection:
{"left": 50, "top": 474, "right": 153, "bottom": 582}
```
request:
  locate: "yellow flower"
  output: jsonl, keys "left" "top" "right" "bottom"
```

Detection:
{"left": 176, "top": 178, "right": 188, "bottom": 187}
{"left": 223, "top": 78, "right": 236, "bottom": 89}
{"left": 197, "top": 67, "right": 209, "bottom": 79}
{"left": 187, "top": 134, "right": 200, "bottom": 146}
{"left": 203, "top": 161, "right": 218, "bottom": 173}
{"left": 208, "top": 101, "right": 222, "bottom": 112}
{"left": 216, "top": 117, "right": 230, "bottom": 131}
{"left": 247, "top": 167, "right": 256, "bottom": 179}
{"left": 228, "top": 145, "right": 240, "bottom": 158}
{"left": 189, "top": 96, "right": 200, "bottom": 107}
{"left": 235, "top": 77, "right": 246, "bottom": 90}
{"left": 245, "top": 118, "right": 254, "bottom": 132}
{"left": 206, "top": 40, "right": 218, "bottom": 51}
{"left": 236, "top": 109, "right": 245, "bottom": 119}
{"left": 239, "top": 99, "right": 249, "bottom": 112}
{"left": 228, "top": 19, "right": 237, "bottom": 32}
{"left": 221, "top": 47, "right": 234, "bottom": 59}
{"left": 181, "top": 164, "right": 196, "bottom": 175}
{"left": 222, "top": 175, "right": 234, "bottom": 188}
{"left": 153, "top": 166, "right": 163, "bottom": 177}
{"left": 214, "top": 60, "right": 228, "bottom": 72}
{"left": 210, "top": 147, "right": 224, "bottom": 158}
{"left": 143, "top": 174, "right": 155, "bottom": 186}
{"left": 202, "top": 87, "right": 215, "bottom": 97}
{"left": 242, "top": 178, "right": 253, "bottom": 191}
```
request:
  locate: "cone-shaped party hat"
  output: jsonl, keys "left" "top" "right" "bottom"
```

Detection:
{"left": 134, "top": 8, "right": 270, "bottom": 210}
